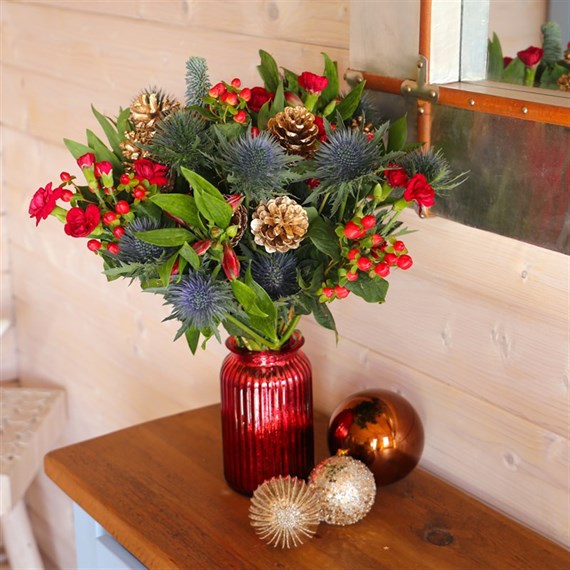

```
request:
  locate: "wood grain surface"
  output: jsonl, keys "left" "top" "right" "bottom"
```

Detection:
{"left": 45, "top": 405, "right": 568, "bottom": 570}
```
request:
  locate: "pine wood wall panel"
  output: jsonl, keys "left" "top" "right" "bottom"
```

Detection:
{"left": 3, "top": 0, "right": 568, "bottom": 566}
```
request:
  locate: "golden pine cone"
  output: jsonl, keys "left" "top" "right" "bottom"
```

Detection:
{"left": 351, "top": 115, "right": 374, "bottom": 134}
{"left": 557, "top": 73, "right": 570, "bottom": 92}
{"left": 229, "top": 204, "right": 248, "bottom": 247}
{"left": 250, "top": 196, "right": 309, "bottom": 253}
{"left": 120, "top": 90, "right": 180, "bottom": 161}
{"left": 267, "top": 106, "right": 319, "bottom": 158}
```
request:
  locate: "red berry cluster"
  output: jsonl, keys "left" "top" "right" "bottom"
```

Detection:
{"left": 206, "top": 78, "right": 251, "bottom": 124}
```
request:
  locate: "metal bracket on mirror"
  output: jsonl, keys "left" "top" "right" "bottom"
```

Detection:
{"left": 401, "top": 56, "right": 439, "bottom": 103}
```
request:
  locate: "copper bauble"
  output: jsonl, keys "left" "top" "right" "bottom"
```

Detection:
{"left": 328, "top": 390, "right": 424, "bottom": 486}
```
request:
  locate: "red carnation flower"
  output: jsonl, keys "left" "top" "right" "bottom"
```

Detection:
{"left": 64, "top": 204, "right": 101, "bottom": 237}
{"left": 77, "top": 153, "right": 96, "bottom": 169}
{"left": 385, "top": 164, "right": 409, "bottom": 188}
{"left": 517, "top": 46, "right": 544, "bottom": 67}
{"left": 403, "top": 174, "right": 436, "bottom": 208}
{"left": 28, "top": 182, "right": 63, "bottom": 226}
{"left": 133, "top": 159, "right": 169, "bottom": 186}
{"left": 247, "top": 87, "right": 274, "bottom": 113}
{"left": 503, "top": 56, "right": 513, "bottom": 68}
{"left": 298, "top": 72, "right": 328, "bottom": 94}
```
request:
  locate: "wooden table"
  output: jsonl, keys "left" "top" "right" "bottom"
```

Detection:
{"left": 45, "top": 405, "right": 568, "bottom": 569}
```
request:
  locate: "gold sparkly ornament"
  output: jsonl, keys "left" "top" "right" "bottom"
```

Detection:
{"left": 249, "top": 476, "right": 321, "bottom": 548}
{"left": 250, "top": 196, "right": 309, "bottom": 253}
{"left": 120, "top": 89, "right": 180, "bottom": 161}
{"left": 309, "top": 455, "right": 376, "bottom": 526}
{"left": 267, "top": 106, "right": 319, "bottom": 158}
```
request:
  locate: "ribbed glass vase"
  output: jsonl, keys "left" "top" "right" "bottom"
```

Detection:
{"left": 220, "top": 331, "right": 314, "bottom": 495}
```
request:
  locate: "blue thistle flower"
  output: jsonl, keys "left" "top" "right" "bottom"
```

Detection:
{"left": 250, "top": 253, "right": 300, "bottom": 300}
{"left": 118, "top": 217, "right": 173, "bottom": 264}
{"left": 218, "top": 131, "right": 297, "bottom": 200}
{"left": 400, "top": 148, "right": 468, "bottom": 192}
{"left": 314, "top": 128, "right": 380, "bottom": 185}
{"left": 165, "top": 273, "right": 232, "bottom": 331}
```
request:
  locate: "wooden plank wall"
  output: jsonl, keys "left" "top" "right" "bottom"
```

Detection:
{"left": 2, "top": 1, "right": 568, "bottom": 567}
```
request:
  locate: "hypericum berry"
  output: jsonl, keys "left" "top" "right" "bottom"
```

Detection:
{"left": 346, "top": 271, "right": 358, "bottom": 282}
{"left": 397, "top": 254, "right": 413, "bottom": 270}
{"left": 347, "top": 248, "right": 360, "bottom": 260}
{"left": 107, "top": 242, "right": 120, "bottom": 255}
{"left": 231, "top": 78, "right": 242, "bottom": 88}
{"left": 374, "top": 262, "right": 390, "bottom": 277}
{"left": 133, "top": 187, "right": 147, "bottom": 200}
{"left": 322, "top": 287, "right": 335, "bottom": 299}
{"left": 60, "top": 172, "right": 72, "bottom": 182}
{"left": 87, "top": 239, "right": 101, "bottom": 251}
{"left": 113, "top": 226, "right": 126, "bottom": 239}
{"left": 371, "top": 234, "right": 384, "bottom": 247}
{"left": 384, "top": 253, "right": 398, "bottom": 265}
{"left": 344, "top": 221, "right": 364, "bottom": 240}
{"left": 357, "top": 257, "right": 372, "bottom": 271}
{"left": 361, "top": 215, "right": 376, "bottom": 230}
{"left": 234, "top": 110, "right": 247, "bottom": 123}
{"left": 115, "top": 200, "right": 130, "bottom": 215}
{"left": 223, "top": 92, "right": 238, "bottom": 106}
{"left": 307, "top": 178, "right": 320, "bottom": 189}
{"left": 239, "top": 88, "right": 251, "bottom": 102}
{"left": 209, "top": 82, "right": 226, "bottom": 98}
{"left": 120, "top": 174, "right": 131, "bottom": 185}
{"left": 250, "top": 126, "right": 260, "bottom": 138}
{"left": 335, "top": 285, "right": 350, "bottom": 299}
{"left": 102, "top": 211, "right": 117, "bottom": 225}
{"left": 393, "top": 240, "right": 406, "bottom": 252}
{"left": 61, "top": 189, "right": 74, "bottom": 202}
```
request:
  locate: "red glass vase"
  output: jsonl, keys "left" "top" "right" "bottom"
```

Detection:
{"left": 220, "top": 331, "right": 314, "bottom": 495}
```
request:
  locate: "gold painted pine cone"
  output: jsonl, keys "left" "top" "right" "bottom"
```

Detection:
{"left": 267, "top": 106, "right": 319, "bottom": 158}
{"left": 250, "top": 196, "right": 309, "bottom": 254}
{"left": 120, "top": 90, "right": 180, "bottom": 161}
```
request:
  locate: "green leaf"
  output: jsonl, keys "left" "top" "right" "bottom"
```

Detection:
{"left": 282, "top": 68, "right": 300, "bottom": 94}
{"left": 135, "top": 228, "right": 194, "bottom": 247}
{"left": 86, "top": 130, "right": 123, "bottom": 172}
{"left": 487, "top": 33, "right": 504, "bottom": 81}
{"left": 116, "top": 107, "right": 132, "bottom": 138}
{"left": 245, "top": 268, "right": 278, "bottom": 340}
{"left": 150, "top": 193, "right": 203, "bottom": 229}
{"left": 64, "top": 138, "right": 93, "bottom": 160}
{"left": 320, "top": 53, "right": 340, "bottom": 107}
{"left": 335, "top": 80, "right": 366, "bottom": 121}
{"left": 159, "top": 252, "right": 179, "bottom": 287}
{"left": 231, "top": 280, "right": 268, "bottom": 318}
{"left": 180, "top": 168, "right": 232, "bottom": 229}
{"left": 185, "top": 326, "right": 201, "bottom": 354}
{"left": 346, "top": 274, "right": 389, "bottom": 303}
{"left": 179, "top": 242, "right": 201, "bottom": 270}
{"left": 257, "top": 49, "right": 280, "bottom": 92}
{"left": 271, "top": 81, "right": 285, "bottom": 116}
{"left": 387, "top": 115, "right": 407, "bottom": 152}
{"left": 307, "top": 215, "right": 340, "bottom": 259}
{"left": 257, "top": 99, "right": 272, "bottom": 131}
{"left": 92, "top": 106, "right": 122, "bottom": 156}
{"left": 502, "top": 57, "right": 525, "bottom": 84}
{"left": 310, "top": 298, "right": 337, "bottom": 333}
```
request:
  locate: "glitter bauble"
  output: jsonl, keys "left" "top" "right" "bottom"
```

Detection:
{"left": 328, "top": 390, "right": 424, "bottom": 486}
{"left": 308, "top": 455, "right": 376, "bottom": 525}
{"left": 249, "top": 476, "right": 321, "bottom": 548}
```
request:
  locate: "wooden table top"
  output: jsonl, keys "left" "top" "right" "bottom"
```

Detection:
{"left": 45, "top": 405, "right": 568, "bottom": 569}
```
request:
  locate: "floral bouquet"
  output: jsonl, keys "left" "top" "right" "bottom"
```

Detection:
{"left": 29, "top": 50, "right": 463, "bottom": 352}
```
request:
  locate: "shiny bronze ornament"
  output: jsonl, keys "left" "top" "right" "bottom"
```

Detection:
{"left": 267, "top": 106, "right": 319, "bottom": 158}
{"left": 328, "top": 390, "right": 424, "bottom": 486}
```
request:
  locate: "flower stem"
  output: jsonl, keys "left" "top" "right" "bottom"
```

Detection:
{"left": 381, "top": 208, "right": 403, "bottom": 237}
{"left": 277, "top": 314, "right": 301, "bottom": 348}
{"left": 225, "top": 314, "right": 279, "bottom": 350}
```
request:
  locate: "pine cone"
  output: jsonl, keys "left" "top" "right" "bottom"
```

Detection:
{"left": 120, "top": 90, "right": 180, "bottom": 161}
{"left": 267, "top": 106, "right": 319, "bottom": 158}
{"left": 351, "top": 115, "right": 374, "bottom": 135}
{"left": 557, "top": 73, "right": 570, "bottom": 92}
{"left": 251, "top": 196, "right": 309, "bottom": 253}
{"left": 229, "top": 204, "right": 248, "bottom": 247}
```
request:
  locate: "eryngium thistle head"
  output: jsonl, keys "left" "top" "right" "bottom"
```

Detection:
{"left": 118, "top": 217, "right": 171, "bottom": 264}
{"left": 165, "top": 273, "right": 232, "bottom": 331}
{"left": 400, "top": 147, "right": 466, "bottom": 192}
{"left": 186, "top": 56, "right": 211, "bottom": 107}
{"left": 314, "top": 128, "right": 380, "bottom": 185}
{"left": 218, "top": 131, "right": 296, "bottom": 201}
{"left": 250, "top": 252, "right": 299, "bottom": 300}
{"left": 148, "top": 109, "right": 207, "bottom": 173}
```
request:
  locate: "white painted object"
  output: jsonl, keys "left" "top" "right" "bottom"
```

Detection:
{"left": 0, "top": 388, "right": 66, "bottom": 569}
